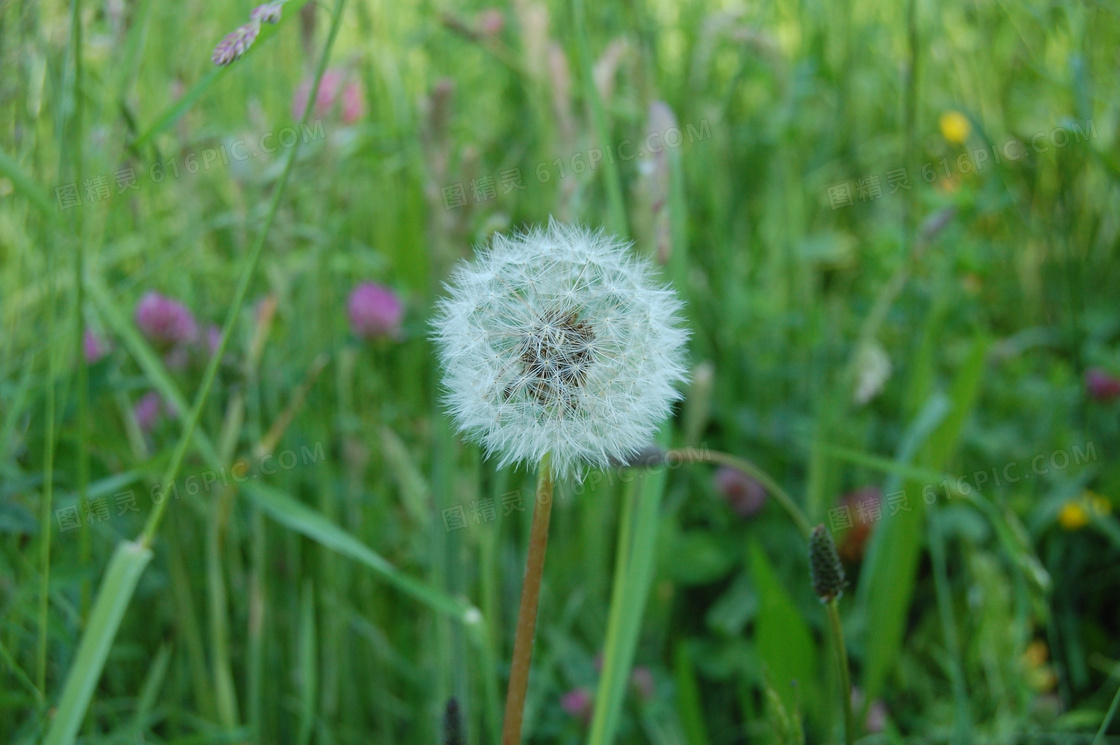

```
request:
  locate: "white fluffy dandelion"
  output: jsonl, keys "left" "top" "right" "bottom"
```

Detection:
{"left": 432, "top": 219, "right": 689, "bottom": 479}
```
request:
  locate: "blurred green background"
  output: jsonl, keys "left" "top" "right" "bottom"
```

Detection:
{"left": 2, "top": 0, "right": 1120, "bottom": 742}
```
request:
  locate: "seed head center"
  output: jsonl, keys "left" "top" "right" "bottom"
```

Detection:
{"left": 519, "top": 309, "right": 596, "bottom": 405}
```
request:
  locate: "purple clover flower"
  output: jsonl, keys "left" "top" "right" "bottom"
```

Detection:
{"left": 134, "top": 391, "right": 163, "bottom": 433}
{"left": 292, "top": 68, "right": 345, "bottom": 121}
{"left": 83, "top": 329, "right": 111, "bottom": 363}
{"left": 341, "top": 81, "right": 366, "bottom": 124}
{"left": 560, "top": 688, "right": 593, "bottom": 724}
{"left": 135, "top": 291, "right": 199, "bottom": 350}
{"left": 206, "top": 324, "right": 223, "bottom": 357}
{"left": 348, "top": 282, "right": 403, "bottom": 340}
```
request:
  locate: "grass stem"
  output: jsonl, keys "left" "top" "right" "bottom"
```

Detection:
{"left": 826, "top": 598, "right": 855, "bottom": 745}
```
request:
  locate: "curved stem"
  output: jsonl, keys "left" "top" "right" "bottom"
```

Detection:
{"left": 501, "top": 455, "right": 554, "bottom": 744}
{"left": 826, "top": 598, "right": 856, "bottom": 745}
{"left": 665, "top": 447, "right": 813, "bottom": 538}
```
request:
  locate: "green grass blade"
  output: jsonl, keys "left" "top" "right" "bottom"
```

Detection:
{"left": 0, "top": 637, "right": 41, "bottom": 704}
{"left": 588, "top": 427, "right": 670, "bottom": 745}
{"left": 571, "top": 0, "right": 627, "bottom": 236}
{"left": 296, "top": 581, "right": 317, "bottom": 745}
{"left": 128, "top": 642, "right": 172, "bottom": 738}
{"left": 43, "top": 540, "right": 154, "bottom": 745}
{"left": 0, "top": 147, "right": 53, "bottom": 216}
{"left": 748, "top": 541, "right": 818, "bottom": 719}
{"left": 858, "top": 335, "right": 989, "bottom": 702}
{"left": 241, "top": 481, "right": 473, "bottom": 620}
{"left": 673, "top": 643, "right": 712, "bottom": 745}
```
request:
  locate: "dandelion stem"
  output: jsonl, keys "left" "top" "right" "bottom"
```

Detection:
{"left": 826, "top": 598, "right": 856, "bottom": 745}
{"left": 501, "top": 454, "right": 554, "bottom": 745}
{"left": 664, "top": 448, "right": 812, "bottom": 538}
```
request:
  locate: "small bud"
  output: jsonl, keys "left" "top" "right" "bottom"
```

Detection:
{"left": 809, "top": 524, "right": 846, "bottom": 603}
{"left": 714, "top": 466, "right": 767, "bottom": 518}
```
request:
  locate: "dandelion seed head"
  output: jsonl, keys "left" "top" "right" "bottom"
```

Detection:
{"left": 432, "top": 219, "right": 689, "bottom": 480}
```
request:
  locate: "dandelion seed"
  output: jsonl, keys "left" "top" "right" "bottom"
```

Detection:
{"left": 432, "top": 219, "right": 688, "bottom": 479}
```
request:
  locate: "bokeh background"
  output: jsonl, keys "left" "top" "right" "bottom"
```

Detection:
{"left": 2, "top": 0, "right": 1120, "bottom": 742}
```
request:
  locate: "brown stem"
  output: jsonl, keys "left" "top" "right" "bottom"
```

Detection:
{"left": 501, "top": 456, "right": 555, "bottom": 745}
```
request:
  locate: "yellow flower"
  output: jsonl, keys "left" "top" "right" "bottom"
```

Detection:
{"left": 939, "top": 111, "right": 971, "bottom": 145}
{"left": 1023, "top": 640, "right": 1048, "bottom": 667}
{"left": 1022, "top": 640, "right": 1056, "bottom": 692}
{"left": 1058, "top": 491, "right": 1112, "bottom": 530}
{"left": 1059, "top": 501, "right": 1089, "bottom": 530}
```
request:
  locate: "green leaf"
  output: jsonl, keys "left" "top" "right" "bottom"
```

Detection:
{"left": 748, "top": 541, "right": 818, "bottom": 717}
{"left": 43, "top": 541, "right": 154, "bottom": 745}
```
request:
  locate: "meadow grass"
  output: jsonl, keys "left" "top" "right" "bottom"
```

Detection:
{"left": 2, "top": 0, "right": 1120, "bottom": 743}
